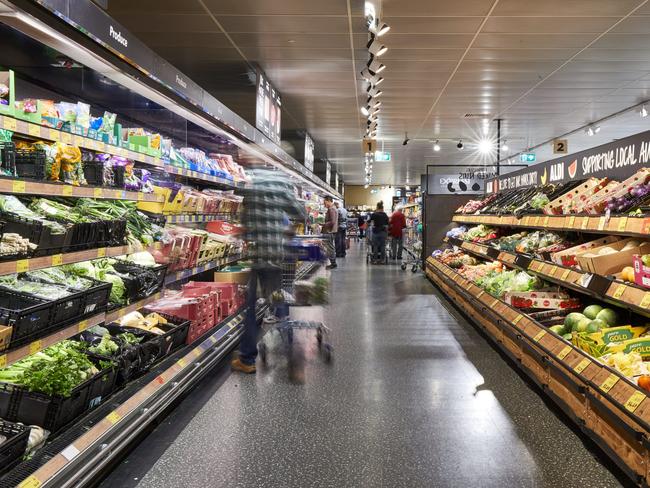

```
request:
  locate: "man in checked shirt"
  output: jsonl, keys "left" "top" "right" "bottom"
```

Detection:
{"left": 231, "top": 168, "right": 306, "bottom": 374}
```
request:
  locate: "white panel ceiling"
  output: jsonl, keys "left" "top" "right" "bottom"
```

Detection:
{"left": 106, "top": 0, "right": 650, "bottom": 185}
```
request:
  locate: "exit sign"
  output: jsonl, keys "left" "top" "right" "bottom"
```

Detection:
{"left": 520, "top": 153, "right": 536, "bottom": 163}
{"left": 375, "top": 151, "right": 391, "bottom": 161}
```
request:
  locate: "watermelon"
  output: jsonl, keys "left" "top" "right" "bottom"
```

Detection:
{"left": 575, "top": 317, "right": 591, "bottom": 333}
{"left": 563, "top": 333, "right": 573, "bottom": 341}
{"left": 596, "top": 308, "right": 619, "bottom": 327}
{"left": 564, "top": 312, "right": 586, "bottom": 331}
{"left": 549, "top": 325, "right": 565, "bottom": 335}
{"left": 583, "top": 305, "right": 603, "bottom": 320}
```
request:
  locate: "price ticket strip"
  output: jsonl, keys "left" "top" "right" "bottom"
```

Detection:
{"left": 13, "top": 306, "right": 264, "bottom": 488}
{"left": 0, "top": 114, "right": 242, "bottom": 192}
{"left": 425, "top": 257, "right": 650, "bottom": 484}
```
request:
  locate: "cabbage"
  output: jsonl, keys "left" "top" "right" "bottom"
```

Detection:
{"left": 125, "top": 251, "right": 156, "bottom": 267}
{"left": 103, "top": 273, "right": 126, "bottom": 304}
{"left": 62, "top": 261, "right": 96, "bottom": 279}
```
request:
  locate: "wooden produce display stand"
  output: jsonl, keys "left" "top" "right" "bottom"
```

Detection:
{"left": 426, "top": 256, "right": 650, "bottom": 485}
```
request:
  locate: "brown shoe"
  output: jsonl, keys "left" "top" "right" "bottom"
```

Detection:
{"left": 231, "top": 358, "right": 256, "bottom": 374}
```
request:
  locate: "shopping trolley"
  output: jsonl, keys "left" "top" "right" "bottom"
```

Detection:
{"left": 258, "top": 237, "right": 333, "bottom": 373}
{"left": 366, "top": 225, "right": 388, "bottom": 265}
{"left": 400, "top": 226, "right": 422, "bottom": 272}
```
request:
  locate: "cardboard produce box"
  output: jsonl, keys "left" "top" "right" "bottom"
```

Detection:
{"left": 584, "top": 168, "right": 650, "bottom": 215}
{"left": 214, "top": 266, "right": 250, "bottom": 285}
{"left": 551, "top": 236, "right": 621, "bottom": 267}
{"left": 576, "top": 238, "right": 650, "bottom": 276}
{"left": 0, "top": 325, "right": 12, "bottom": 352}
{"left": 543, "top": 177, "right": 609, "bottom": 215}
{"left": 503, "top": 291, "right": 581, "bottom": 310}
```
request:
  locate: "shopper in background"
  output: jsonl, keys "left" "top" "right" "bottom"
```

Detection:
{"left": 369, "top": 201, "right": 389, "bottom": 264}
{"left": 334, "top": 201, "right": 348, "bottom": 258}
{"left": 232, "top": 168, "right": 306, "bottom": 374}
{"left": 322, "top": 196, "right": 338, "bottom": 269}
{"left": 389, "top": 205, "right": 407, "bottom": 261}
{"left": 358, "top": 211, "right": 367, "bottom": 238}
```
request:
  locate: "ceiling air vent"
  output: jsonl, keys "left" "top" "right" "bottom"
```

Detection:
{"left": 464, "top": 113, "right": 491, "bottom": 118}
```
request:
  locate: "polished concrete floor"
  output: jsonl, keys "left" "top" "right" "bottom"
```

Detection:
{"left": 102, "top": 244, "right": 630, "bottom": 488}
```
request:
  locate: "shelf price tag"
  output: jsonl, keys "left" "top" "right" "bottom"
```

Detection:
{"left": 567, "top": 215, "right": 576, "bottom": 227}
{"left": 28, "top": 124, "right": 41, "bottom": 137}
{"left": 78, "top": 319, "right": 89, "bottom": 332}
{"left": 548, "top": 266, "right": 557, "bottom": 277}
{"left": 613, "top": 285, "right": 626, "bottom": 300}
{"left": 581, "top": 217, "right": 589, "bottom": 230}
{"left": 48, "top": 129, "right": 60, "bottom": 141}
{"left": 3, "top": 117, "right": 17, "bottom": 131}
{"left": 177, "top": 358, "right": 187, "bottom": 368}
{"left": 477, "top": 290, "right": 485, "bottom": 299}
{"left": 512, "top": 314, "right": 523, "bottom": 325}
{"left": 641, "top": 293, "right": 650, "bottom": 309}
{"left": 62, "top": 185, "right": 73, "bottom": 196}
{"left": 16, "top": 259, "right": 29, "bottom": 273}
{"left": 533, "top": 330, "right": 547, "bottom": 342}
{"left": 0, "top": 354, "right": 6, "bottom": 368}
{"left": 93, "top": 188, "right": 103, "bottom": 198}
{"left": 97, "top": 248, "right": 106, "bottom": 258}
{"left": 561, "top": 269, "right": 571, "bottom": 281}
{"left": 51, "top": 254, "right": 63, "bottom": 266}
{"left": 618, "top": 217, "right": 628, "bottom": 232}
{"left": 599, "top": 374, "right": 620, "bottom": 393}
{"left": 598, "top": 216, "right": 606, "bottom": 231}
{"left": 491, "top": 298, "right": 499, "bottom": 307}
{"left": 12, "top": 180, "right": 26, "bottom": 193}
{"left": 29, "top": 340, "right": 42, "bottom": 355}
{"left": 137, "top": 192, "right": 144, "bottom": 201}
{"left": 61, "top": 132, "right": 72, "bottom": 144}
{"left": 574, "top": 358, "right": 591, "bottom": 374}
{"left": 543, "top": 216, "right": 550, "bottom": 226}
{"left": 106, "top": 411, "right": 121, "bottom": 424}
{"left": 624, "top": 391, "right": 646, "bottom": 413}
{"left": 557, "top": 345, "right": 572, "bottom": 360}
{"left": 533, "top": 216, "right": 541, "bottom": 226}
{"left": 18, "top": 475, "right": 42, "bottom": 488}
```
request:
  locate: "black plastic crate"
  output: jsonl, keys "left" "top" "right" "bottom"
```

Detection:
{"left": 80, "top": 277, "right": 111, "bottom": 316}
{"left": 144, "top": 310, "right": 190, "bottom": 351}
{"left": 0, "top": 141, "right": 16, "bottom": 177}
{"left": 96, "top": 219, "right": 127, "bottom": 248}
{"left": 0, "top": 358, "right": 117, "bottom": 433}
{"left": 2, "top": 283, "right": 87, "bottom": 327}
{"left": 14, "top": 149, "right": 46, "bottom": 180}
{"left": 111, "top": 260, "right": 168, "bottom": 302}
{"left": 0, "top": 288, "right": 52, "bottom": 348}
{"left": 0, "top": 419, "right": 29, "bottom": 476}
{"left": 82, "top": 161, "right": 126, "bottom": 189}
{"left": 0, "top": 211, "right": 74, "bottom": 257}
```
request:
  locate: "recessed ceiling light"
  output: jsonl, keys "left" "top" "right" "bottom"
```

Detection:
{"left": 501, "top": 141, "right": 509, "bottom": 152}
{"left": 433, "top": 140, "right": 441, "bottom": 152}
{"left": 641, "top": 105, "right": 648, "bottom": 118}
{"left": 361, "top": 106, "right": 370, "bottom": 116}
{"left": 478, "top": 138, "right": 493, "bottom": 154}
{"left": 288, "top": 39, "right": 296, "bottom": 43}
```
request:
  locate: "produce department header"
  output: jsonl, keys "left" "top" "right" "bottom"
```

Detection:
{"left": 487, "top": 129, "right": 650, "bottom": 192}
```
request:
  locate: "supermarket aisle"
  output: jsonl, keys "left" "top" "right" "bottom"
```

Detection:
{"left": 102, "top": 245, "right": 628, "bottom": 488}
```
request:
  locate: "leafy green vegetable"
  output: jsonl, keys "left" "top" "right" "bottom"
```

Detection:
{"left": 0, "top": 195, "right": 66, "bottom": 234}
{"left": 89, "top": 335, "right": 119, "bottom": 356}
{"left": 117, "top": 332, "right": 143, "bottom": 345}
{"left": 0, "top": 340, "right": 98, "bottom": 397}
{"left": 103, "top": 273, "right": 126, "bottom": 304}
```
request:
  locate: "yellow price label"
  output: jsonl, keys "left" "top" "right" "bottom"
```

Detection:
{"left": 78, "top": 319, "right": 89, "bottom": 332}
{"left": 618, "top": 217, "right": 628, "bottom": 232}
{"left": 558, "top": 346, "right": 572, "bottom": 360}
{"left": 581, "top": 217, "right": 589, "bottom": 230}
{"left": 93, "top": 188, "right": 103, "bottom": 198}
{"left": 62, "top": 185, "right": 73, "bottom": 196}
{"left": 598, "top": 216, "right": 606, "bottom": 231}
{"left": 28, "top": 124, "right": 41, "bottom": 137}
{"left": 513, "top": 314, "right": 523, "bottom": 325}
{"left": 640, "top": 293, "right": 650, "bottom": 309}
{"left": 543, "top": 216, "right": 550, "bottom": 226}
{"left": 574, "top": 358, "right": 591, "bottom": 374}
{"left": 491, "top": 298, "right": 499, "bottom": 307}
{"left": 12, "top": 180, "right": 26, "bottom": 193}
{"left": 177, "top": 358, "right": 187, "bottom": 368}
{"left": 18, "top": 475, "right": 41, "bottom": 488}
{"left": 613, "top": 285, "right": 626, "bottom": 299}
{"left": 0, "top": 354, "right": 6, "bottom": 368}
{"left": 3, "top": 117, "right": 17, "bottom": 131}
{"left": 106, "top": 411, "right": 121, "bottom": 424}
{"left": 117, "top": 308, "right": 126, "bottom": 318}
{"left": 561, "top": 269, "right": 571, "bottom": 281}
{"left": 97, "top": 248, "right": 106, "bottom": 258}
{"left": 115, "top": 190, "right": 124, "bottom": 199}
{"left": 16, "top": 259, "right": 29, "bottom": 273}
{"left": 48, "top": 129, "right": 60, "bottom": 141}
{"left": 533, "top": 330, "right": 547, "bottom": 342}
{"left": 137, "top": 192, "right": 144, "bottom": 201}
{"left": 624, "top": 391, "right": 646, "bottom": 413}
{"left": 477, "top": 290, "right": 485, "bottom": 299}
{"left": 61, "top": 132, "right": 72, "bottom": 144}
{"left": 533, "top": 216, "right": 541, "bottom": 226}
{"left": 193, "top": 348, "right": 201, "bottom": 357}
{"left": 599, "top": 374, "right": 620, "bottom": 393}
{"left": 548, "top": 266, "right": 557, "bottom": 277}
{"left": 51, "top": 254, "right": 63, "bottom": 266}
{"left": 568, "top": 215, "right": 576, "bottom": 227}
{"left": 29, "top": 340, "right": 42, "bottom": 355}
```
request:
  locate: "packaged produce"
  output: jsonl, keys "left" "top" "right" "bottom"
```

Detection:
{"left": 551, "top": 236, "right": 621, "bottom": 267}
{"left": 462, "top": 224, "right": 497, "bottom": 242}
{"left": 577, "top": 238, "right": 650, "bottom": 275}
{"left": 503, "top": 291, "right": 580, "bottom": 310}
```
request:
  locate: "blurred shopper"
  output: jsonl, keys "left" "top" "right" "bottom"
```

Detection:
{"left": 335, "top": 201, "right": 348, "bottom": 258}
{"left": 370, "top": 201, "right": 389, "bottom": 264}
{"left": 232, "top": 168, "right": 305, "bottom": 374}
{"left": 358, "top": 211, "right": 367, "bottom": 238}
{"left": 389, "top": 206, "right": 407, "bottom": 260}
{"left": 322, "top": 196, "right": 338, "bottom": 269}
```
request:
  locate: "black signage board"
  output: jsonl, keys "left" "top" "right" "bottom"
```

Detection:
{"left": 489, "top": 129, "right": 650, "bottom": 192}
{"left": 304, "top": 132, "right": 314, "bottom": 172}
{"left": 255, "top": 67, "right": 281, "bottom": 144}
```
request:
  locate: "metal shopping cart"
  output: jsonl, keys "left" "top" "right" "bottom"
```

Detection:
{"left": 366, "top": 224, "right": 388, "bottom": 265}
{"left": 400, "top": 225, "right": 422, "bottom": 272}
{"left": 258, "top": 237, "right": 333, "bottom": 373}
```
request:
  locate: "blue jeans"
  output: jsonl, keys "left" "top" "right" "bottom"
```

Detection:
{"left": 240, "top": 266, "right": 281, "bottom": 365}
{"left": 372, "top": 230, "right": 387, "bottom": 261}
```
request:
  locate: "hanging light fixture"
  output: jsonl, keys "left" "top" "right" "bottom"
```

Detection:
{"left": 367, "top": 58, "right": 386, "bottom": 75}
{"left": 367, "top": 35, "right": 388, "bottom": 57}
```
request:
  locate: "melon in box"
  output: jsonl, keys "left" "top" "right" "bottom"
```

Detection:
{"left": 576, "top": 238, "right": 650, "bottom": 276}
{"left": 503, "top": 291, "right": 581, "bottom": 310}
{"left": 551, "top": 235, "right": 621, "bottom": 268}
